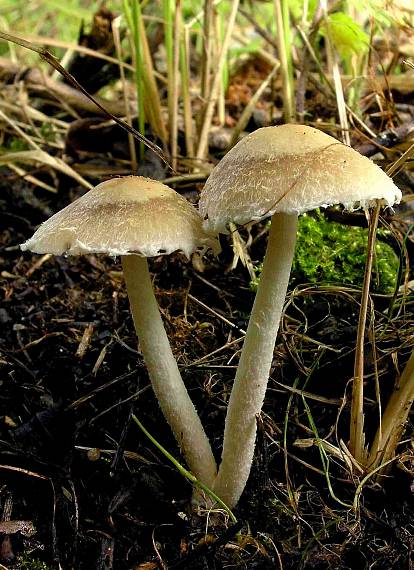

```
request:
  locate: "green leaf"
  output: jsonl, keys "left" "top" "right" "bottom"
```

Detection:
{"left": 321, "top": 12, "right": 369, "bottom": 57}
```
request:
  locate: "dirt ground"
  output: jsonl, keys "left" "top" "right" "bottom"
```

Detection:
{"left": 1, "top": 173, "right": 413, "bottom": 569}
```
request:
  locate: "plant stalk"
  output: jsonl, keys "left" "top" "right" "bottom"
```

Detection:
{"left": 164, "top": 0, "right": 175, "bottom": 158}
{"left": 274, "top": 0, "right": 295, "bottom": 123}
{"left": 130, "top": 0, "right": 146, "bottom": 159}
{"left": 349, "top": 205, "right": 380, "bottom": 464}
{"left": 180, "top": 26, "right": 194, "bottom": 157}
{"left": 123, "top": 1, "right": 168, "bottom": 147}
{"left": 171, "top": 0, "right": 181, "bottom": 170}
{"left": 200, "top": 0, "right": 214, "bottom": 101}
{"left": 368, "top": 349, "right": 414, "bottom": 473}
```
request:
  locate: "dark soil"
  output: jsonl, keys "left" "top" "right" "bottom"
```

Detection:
{"left": 1, "top": 173, "right": 413, "bottom": 570}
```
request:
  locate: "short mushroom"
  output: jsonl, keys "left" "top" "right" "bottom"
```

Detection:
{"left": 199, "top": 124, "right": 402, "bottom": 508}
{"left": 22, "top": 175, "right": 218, "bottom": 487}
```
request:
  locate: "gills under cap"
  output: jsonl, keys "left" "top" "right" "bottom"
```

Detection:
{"left": 200, "top": 124, "right": 402, "bottom": 234}
{"left": 21, "top": 176, "right": 217, "bottom": 258}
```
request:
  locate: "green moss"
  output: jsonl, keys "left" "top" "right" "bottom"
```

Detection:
{"left": 251, "top": 212, "right": 400, "bottom": 294}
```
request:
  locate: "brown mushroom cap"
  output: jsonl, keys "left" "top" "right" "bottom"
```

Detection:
{"left": 21, "top": 176, "right": 217, "bottom": 258}
{"left": 200, "top": 124, "right": 402, "bottom": 233}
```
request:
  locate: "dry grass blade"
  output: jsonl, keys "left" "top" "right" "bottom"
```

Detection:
{"left": 357, "top": 127, "right": 414, "bottom": 472}
{"left": 0, "top": 57, "right": 127, "bottom": 117}
{"left": 386, "top": 140, "right": 414, "bottom": 178}
{"left": 187, "top": 292, "right": 246, "bottom": 334}
{"left": 270, "top": 381, "right": 342, "bottom": 405}
{"left": 0, "top": 465, "right": 48, "bottom": 480}
{"left": 228, "top": 222, "right": 255, "bottom": 279}
{"left": 180, "top": 25, "right": 194, "bottom": 157}
{"left": 215, "top": 11, "right": 226, "bottom": 126}
{"left": 196, "top": 0, "right": 240, "bottom": 160}
{"left": 112, "top": 15, "right": 137, "bottom": 172}
{"left": 133, "top": 12, "right": 168, "bottom": 145}
{"left": 349, "top": 206, "right": 380, "bottom": 465}
{"left": 296, "top": 28, "right": 376, "bottom": 138}
{"left": 368, "top": 350, "right": 414, "bottom": 474}
{"left": 0, "top": 98, "right": 67, "bottom": 130}
{"left": 16, "top": 33, "right": 136, "bottom": 72}
{"left": 201, "top": 0, "right": 214, "bottom": 102}
{"left": 0, "top": 29, "right": 170, "bottom": 168}
{"left": 6, "top": 163, "right": 57, "bottom": 193}
{"left": 171, "top": 0, "right": 182, "bottom": 170}
{"left": 0, "top": 150, "right": 92, "bottom": 189}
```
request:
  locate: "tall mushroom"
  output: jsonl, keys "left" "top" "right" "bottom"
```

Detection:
{"left": 199, "top": 124, "right": 402, "bottom": 508}
{"left": 21, "top": 175, "right": 218, "bottom": 487}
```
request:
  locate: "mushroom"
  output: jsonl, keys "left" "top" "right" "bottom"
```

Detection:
{"left": 21, "top": 175, "right": 218, "bottom": 487}
{"left": 199, "top": 124, "right": 402, "bottom": 508}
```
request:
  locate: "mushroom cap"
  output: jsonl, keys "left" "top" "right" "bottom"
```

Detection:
{"left": 21, "top": 176, "right": 217, "bottom": 257}
{"left": 199, "top": 124, "right": 402, "bottom": 233}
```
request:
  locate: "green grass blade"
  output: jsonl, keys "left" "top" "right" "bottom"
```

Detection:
{"left": 131, "top": 414, "right": 237, "bottom": 523}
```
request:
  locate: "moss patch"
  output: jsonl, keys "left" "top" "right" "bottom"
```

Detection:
{"left": 251, "top": 212, "right": 400, "bottom": 293}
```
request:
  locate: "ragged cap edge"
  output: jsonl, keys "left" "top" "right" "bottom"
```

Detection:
{"left": 20, "top": 176, "right": 220, "bottom": 258}
{"left": 21, "top": 224, "right": 221, "bottom": 259}
{"left": 21, "top": 230, "right": 220, "bottom": 259}
{"left": 200, "top": 125, "right": 402, "bottom": 235}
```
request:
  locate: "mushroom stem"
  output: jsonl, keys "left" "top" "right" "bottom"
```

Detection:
{"left": 212, "top": 213, "right": 298, "bottom": 508}
{"left": 121, "top": 255, "right": 217, "bottom": 487}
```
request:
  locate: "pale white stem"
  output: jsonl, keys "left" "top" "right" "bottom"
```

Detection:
{"left": 121, "top": 255, "right": 217, "bottom": 486}
{"left": 212, "top": 213, "right": 298, "bottom": 507}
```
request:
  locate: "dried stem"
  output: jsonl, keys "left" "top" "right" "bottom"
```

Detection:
{"left": 349, "top": 205, "right": 380, "bottom": 464}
